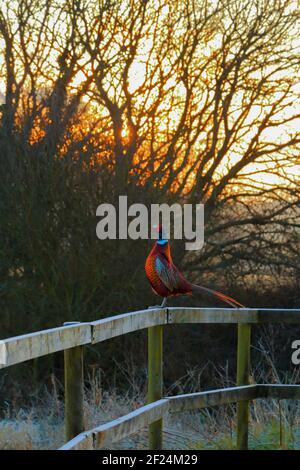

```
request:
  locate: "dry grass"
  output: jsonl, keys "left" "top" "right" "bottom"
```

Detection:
{"left": 0, "top": 367, "right": 299, "bottom": 450}
{"left": 1, "top": 332, "right": 300, "bottom": 450}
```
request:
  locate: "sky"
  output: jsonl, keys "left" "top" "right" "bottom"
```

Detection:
{"left": 0, "top": 0, "right": 299, "bottom": 189}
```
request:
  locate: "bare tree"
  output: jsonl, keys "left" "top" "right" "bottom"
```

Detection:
{"left": 0, "top": 0, "right": 96, "bottom": 159}
{"left": 74, "top": 0, "right": 300, "bottom": 286}
{"left": 0, "top": 0, "right": 299, "bottom": 293}
{"left": 0, "top": 0, "right": 300, "bottom": 397}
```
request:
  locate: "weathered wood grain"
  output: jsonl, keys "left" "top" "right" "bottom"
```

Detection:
{"left": 168, "top": 385, "right": 258, "bottom": 412}
{"left": 59, "top": 432, "right": 94, "bottom": 450}
{"left": 60, "top": 400, "right": 169, "bottom": 450}
{"left": 0, "top": 323, "right": 91, "bottom": 369}
{"left": 93, "top": 399, "right": 169, "bottom": 448}
{"left": 91, "top": 308, "right": 167, "bottom": 344}
{"left": 168, "top": 308, "right": 300, "bottom": 324}
{"left": 1, "top": 308, "right": 300, "bottom": 369}
{"left": 168, "top": 308, "right": 253, "bottom": 324}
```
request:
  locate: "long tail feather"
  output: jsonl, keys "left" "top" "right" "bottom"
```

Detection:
{"left": 191, "top": 284, "right": 245, "bottom": 308}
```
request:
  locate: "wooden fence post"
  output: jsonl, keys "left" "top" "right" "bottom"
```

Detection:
{"left": 236, "top": 323, "right": 251, "bottom": 450}
{"left": 148, "top": 325, "right": 163, "bottom": 450}
{"left": 64, "top": 321, "right": 84, "bottom": 441}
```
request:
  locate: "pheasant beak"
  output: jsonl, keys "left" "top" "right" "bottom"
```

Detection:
{"left": 156, "top": 224, "right": 168, "bottom": 245}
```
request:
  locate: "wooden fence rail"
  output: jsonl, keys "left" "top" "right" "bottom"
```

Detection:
{"left": 1, "top": 307, "right": 300, "bottom": 450}
{"left": 59, "top": 384, "right": 300, "bottom": 450}
{"left": 2, "top": 308, "right": 300, "bottom": 370}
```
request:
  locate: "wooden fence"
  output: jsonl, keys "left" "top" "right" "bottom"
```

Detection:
{"left": 1, "top": 307, "right": 300, "bottom": 450}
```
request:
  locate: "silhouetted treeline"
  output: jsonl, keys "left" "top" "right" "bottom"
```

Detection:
{"left": 0, "top": 0, "right": 299, "bottom": 404}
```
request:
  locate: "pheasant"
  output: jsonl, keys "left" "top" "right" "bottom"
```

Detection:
{"left": 145, "top": 227, "right": 244, "bottom": 308}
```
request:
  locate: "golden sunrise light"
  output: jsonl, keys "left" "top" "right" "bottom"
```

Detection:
{"left": 54, "top": 6, "right": 300, "bottom": 192}
{"left": 1, "top": 0, "right": 300, "bottom": 453}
